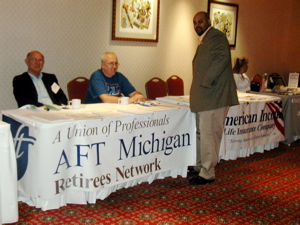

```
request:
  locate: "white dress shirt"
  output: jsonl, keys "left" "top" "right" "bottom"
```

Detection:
{"left": 233, "top": 73, "right": 250, "bottom": 92}
{"left": 28, "top": 72, "right": 53, "bottom": 104}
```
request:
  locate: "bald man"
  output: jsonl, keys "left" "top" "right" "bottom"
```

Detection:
{"left": 189, "top": 12, "right": 239, "bottom": 185}
{"left": 13, "top": 50, "right": 68, "bottom": 107}
{"left": 84, "top": 52, "right": 145, "bottom": 104}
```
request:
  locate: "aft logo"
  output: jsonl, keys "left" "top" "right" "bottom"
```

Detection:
{"left": 3, "top": 116, "right": 36, "bottom": 180}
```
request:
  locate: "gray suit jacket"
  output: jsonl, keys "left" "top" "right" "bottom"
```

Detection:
{"left": 190, "top": 27, "right": 239, "bottom": 112}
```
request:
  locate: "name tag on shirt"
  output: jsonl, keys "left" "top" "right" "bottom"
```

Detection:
{"left": 51, "top": 82, "right": 60, "bottom": 94}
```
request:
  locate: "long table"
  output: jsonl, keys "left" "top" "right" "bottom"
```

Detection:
{"left": 156, "top": 92, "right": 285, "bottom": 160}
{"left": 2, "top": 103, "right": 196, "bottom": 211}
{"left": 0, "top": 121, "right": 18, "bottom": 224}
{"left": 255, "top": 92, "right": 300, "bottom": 145}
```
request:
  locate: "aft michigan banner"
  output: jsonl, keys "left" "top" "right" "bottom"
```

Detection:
{"left": 221, "top": 99, "right": 284, "bottom": 155}
{"left": 3, "top": 107, "right": 196, "bottom": 209}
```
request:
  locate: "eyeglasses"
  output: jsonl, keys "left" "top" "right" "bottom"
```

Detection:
{"left": 106, "top": 62, "right": 120, "bottom": 67}
{"left": 28, "top": 58, "right": 44, "bottom": 62}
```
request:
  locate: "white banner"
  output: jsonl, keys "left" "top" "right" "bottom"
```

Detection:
{"left": 3, "top": 107, "right": 196, "bottom": 200}
{"left": 221, "top": 100, "right": 284, "bottom": 152}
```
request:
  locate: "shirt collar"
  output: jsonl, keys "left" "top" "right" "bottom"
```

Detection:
{"left": 28, "top": 72, "right": 43, "bottom": 80}
{"left": 198, "top": 26, "right": 212, "bottom": 45}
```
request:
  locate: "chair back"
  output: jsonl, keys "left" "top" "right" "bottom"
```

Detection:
{"left": 268, "top": 73, "right": 286, "bottom": 89}
{"left": 67, "top": 77, "right": 89, "bottom": 102}
{"left": 145, "top": 77, "right": 167, "bottom": 100}
{"left": 251, "top": 74, "right": 263, "bottom": 90}
{"left": 250, "top": 81, "right": 260, "bottom": 92}
{"left": 166, "top": 75, "right": 184, "bottom": 96}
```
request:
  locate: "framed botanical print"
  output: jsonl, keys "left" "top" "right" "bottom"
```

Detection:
{"left": 208, "top": 0, "right": 239, "bottom": 47}
{"left": 112, "top": 0, "right": 160, "bottom": 42}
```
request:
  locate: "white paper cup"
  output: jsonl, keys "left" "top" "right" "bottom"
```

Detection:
{"left": 118, "top": 97, "right": 129, "bottom": 105}
{"left": 69, "top": 99, "right": 81, "bottom": 109}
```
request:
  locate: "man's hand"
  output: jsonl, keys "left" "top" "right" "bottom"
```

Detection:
{"left": 129, "top": 92, "right": 146, "bottom": 103}
{"left": 100, "top": 91, "right": 146, "bottom": 103}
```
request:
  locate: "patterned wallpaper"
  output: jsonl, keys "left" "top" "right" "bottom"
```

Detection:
{"left": 1, "top": 0, "right": 299, "bottom": 110}
{"left": 0, "top": 0, "right": 204, "bottom": 110}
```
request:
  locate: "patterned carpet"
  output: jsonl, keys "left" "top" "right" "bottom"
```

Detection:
{"left": 7, "top": 141, "right": 300, "bottom": 225}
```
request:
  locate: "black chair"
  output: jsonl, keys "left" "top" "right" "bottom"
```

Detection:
{"left": 250, "top": 81, "right": 260, "bottom": 92}
{"left": 251, "top": 74, "right": 263, "bottom": 89}
{"left": 268, "top": 73, "right": 286, "bottom": 89}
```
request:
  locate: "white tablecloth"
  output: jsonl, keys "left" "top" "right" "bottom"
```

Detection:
{"left": 0, "top": 121, "right": 18, "bottom": 224}
{"left": 256, "top": 92, "right": 300, "bottom": 145}
{"left": 157, "top": 93, "right": 284, "bottom": 160}
{"left": 2, "top": 103, "right": 196, "bottom": 211}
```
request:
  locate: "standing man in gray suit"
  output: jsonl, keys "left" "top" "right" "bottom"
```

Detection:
{"left": 189, "top": 11, "right": 239, "bottom": 185}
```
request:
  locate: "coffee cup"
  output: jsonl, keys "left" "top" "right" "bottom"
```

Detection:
{"left": 118, "top": 97, "right": 129, "bottom": 105}
{"left": 69, "top": 99, "right": 81, "bottom": 109}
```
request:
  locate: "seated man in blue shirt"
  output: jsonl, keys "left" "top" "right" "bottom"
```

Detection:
{"left": 84, "top": 52, "right": 145, "bottom": 104}
{"left": 13, "top": 51, "right": 68, "bottom": 108}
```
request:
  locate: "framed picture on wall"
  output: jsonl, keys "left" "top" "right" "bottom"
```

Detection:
{"left": 112, "top": 0, "right": 160, "bottom": 42}
{"left": 208, "top": 0, "right": 239, "bottom": 47}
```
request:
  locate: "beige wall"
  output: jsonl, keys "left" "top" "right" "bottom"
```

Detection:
{"left": 0, "top": 0, "right": 299, "bottom": 110}
{"left": 231, "top": 0, "right": 300, "bottom": 80}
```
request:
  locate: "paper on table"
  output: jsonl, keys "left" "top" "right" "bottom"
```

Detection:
{"left": 238, "top": 96, "right": 268, "bottom": 102}
{"left": 92, "top": 111, "right": 129, "bottom": 117}
{"left": 178, "top": 96, "right": 190, "bottom": 101}
{"left": 31, "top": 112, "right": 73, "bottom": 123}
{"left": 117, "top": 107, "right": 153, "bottom": 114}
{"left": 154, "top": 101, "right": 188, "bottom": 109}
{"left": 138, "top": 105, "right": 178, "bottom": 112}
{"left": 237, "top": 93, "right": 280, "bottom": 102}
{"left": 44, "top": 104, "right": 62, "bottom": 110}
{"left": 62, "top": 112, "right": 106, "bottom": 120}
{"left": 27, "top": 105, "right": 49, "bottom": 111}
{"left": 156, "top": 96, "right": 190, "bottom": 106}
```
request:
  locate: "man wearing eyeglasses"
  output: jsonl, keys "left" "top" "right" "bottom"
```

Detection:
{"left": 84, "top": 52, "right": 145, "bottom": 104}
{"left": 13, "top": 50, "right": 68, "bottom": 108}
